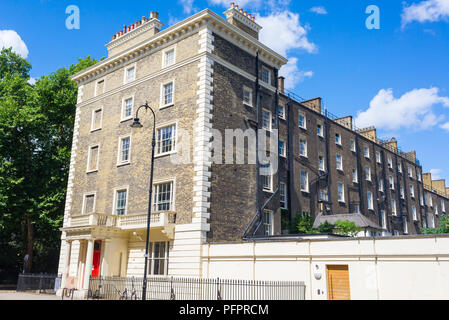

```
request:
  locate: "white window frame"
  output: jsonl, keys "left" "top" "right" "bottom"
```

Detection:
{"left": 350, "top": 139, "right": 356, "bottom": 152}
{"left": 278, "top": 104, "right": 285, "bottom": 119}
{"left": 261, "top": 67, "right": 271, "bottom": 84}
{"left": 82, "top": 192, "right": 97, "bottom": 215}
{"left": 336, "top": 154, "right": 343, "bottom": 171}
{"left": 412, "top": 206, "right": 417, "bottom": 221}
{"left": 364, "top": 146, "right": 370, "bottom": 159}
{"left": 117, "top": 134, "right": 132, "bottom": 166}
{"left": 153, "top": 179, "right": 176, "bottom": 212}
{"left": 400, "top": 186, "right": 405, "bottom": 199}
{"left": 121, "top": 95, "right": 135, "bottom": 122}
{"left": 162, "top": 45, "right": 177, "bottom": 68}
{"left": 262, "top": 109, "right": 272, "bottom": 131}
{"left": 403, "top": 217, "right": 408, "bottom": 234}
{"left": 280, "top": 182, "right": 287, "bottom": 209}
{"left": 300, "top": 170, "right": 309, "bottom": 193}
{"left": 147, "top": 241, "right": 170, "bottom": 276}
{"left": 335, "top": 133, "right": 342, "bottom": 146}
{"left": 410, "top": 185, "right": 415, "bottom": 198}
{"left": 391, "top": 199, "right": 397, "bottom": 216}
{"left": 365, "top": 167, "right": 371, "bottom": 181}
{"left": 318, "top": 155, "right": 325, "bottom": 172}
{"left": 86, "top": 144, "right": 100, "bottom": 173}
{"left": 112, "top": 186, "right": 129, "bottom": 216}
{"left": 389, "top": 176, "right": 395, "bottom": 190}
{"left": 442, "top": 201, "right": 446, "bottom": 213}
{"left": 317, "top": 123, "right": 324, "bottom": 137}
{"left": 398, "top": 162, "right": 402, "bottom": 173}
{"left": 262, "top": 163, "right": 273, "bottom": 192}
{"left": 160, "top": 79, "right": 175, "bottom": 109}
{"left": 123, "top": 63, "right": 137, "bottom": 84}
{"left": 352, "top": 169, "right": 358, "bottom": 183}
{"left": 299, "top": 139, "right": 308, "bottom": 158}
{"left": 279, "top": 140, "right": 286, "bottom": 158}
{"left": 337, "top": 183, "right": 345, "bottom": 203}
{"left": 94, "top": 77, "right": 106, "bottom": 97}
{"left": 243, "top": 86, "right": 253, "bottom": 107}
{"left": 367, "top": 191, "right": 374, "bottom": 210}
{"left": 155, "top": 122, "right": 178, "bottom": 157}
{"left": 408, "top": 167, "right": 413, "bottom": 178}
{"left": 387, "top": 157, "right": 393, "bottom": 169}
{"left": 379, "top": 179, "right": 384, "bottom": 192}
{"left": 380, "top": 210, "right": 387, "bottom": 229}
{"left": 298, "top": 113, "right": 306, "bottom": 129}
{"left": 376, "top": 152, "right": 381, "bottom": 164}
{"left": 90, "top": 107, "right": 103, "bottom": 132}
{"left": 263, "top": 209, "right": 274, "bottom": 236}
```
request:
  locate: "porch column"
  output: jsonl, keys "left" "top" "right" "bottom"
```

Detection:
{"left": 60, "top": 240, "right": 71, "bottom": 289}
{"left": 83, "top": 239, "right": 95, "bottom": 290}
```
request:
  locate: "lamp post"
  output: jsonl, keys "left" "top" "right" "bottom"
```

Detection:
{"left": 130, "top": 102, "right": 156, "bottom": 301}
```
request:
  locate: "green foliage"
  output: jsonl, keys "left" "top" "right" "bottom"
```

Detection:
{"left": 420, "top": 214, "right": 449, "bottom": 235}
{"left": 0, "top": 48, "right": 32, "bottom": 80}
{"left": 295, "top": 212, "right": 317, "bottom": 234}
{"left": 333, "top": 220, "right": 362, "bottom": 237}
{"left": 0, "top": 51, "right": 99, "bottom": 282}
{"left": 317, "top": 221, "right": 335, "bottom": 233}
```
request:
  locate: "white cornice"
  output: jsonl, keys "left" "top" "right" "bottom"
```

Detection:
{"left": 71, "top": 9, "right": 287, "bottom": 84}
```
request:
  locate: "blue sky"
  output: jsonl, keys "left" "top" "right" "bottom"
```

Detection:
{"left": 1, "top": 0, "right": 448, "bottom": 183}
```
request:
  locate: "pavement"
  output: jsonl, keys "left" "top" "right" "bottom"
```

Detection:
{"left": 0, "top": 290, "right": 62, "bottom": 300}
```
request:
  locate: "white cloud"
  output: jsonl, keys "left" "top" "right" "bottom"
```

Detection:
{"left": 355, "top": 88, "right": 449, "bottom": 131}
{"left": 310, "top": 6, "right": 328, "bottom": 15}
{"left": 208, "top": 0, "right": 262, "bottom": 7}
{"left": 255, "top": 11, "right": 316, "bottom": 89}
{"left": 179, "top": 0, "right": 196, "bottom": 14}
{"left": 440, "top": 122, "right": 449, "bottom": 131}
{"left": 401, "top": 0, "right": 449, "bottom": 27}
{"left": 0, "top": 30, "right": 29, "bottom": 58}
{"left": 430, "top": 168, "right": 442, "bottom": 179}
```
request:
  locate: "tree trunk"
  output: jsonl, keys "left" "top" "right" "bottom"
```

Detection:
{"left": 25, "top": 213, "right": 33, "bottom": 273}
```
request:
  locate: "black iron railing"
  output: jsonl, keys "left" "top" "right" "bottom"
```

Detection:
{"left": 17, "top": 273, "right": 60, "bottom": 293}
{"left": 88, "top": 276, "right": 305, "bottom": 300}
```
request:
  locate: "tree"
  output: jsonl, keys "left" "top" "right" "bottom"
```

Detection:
{"left": 334, "top": 220, "right": 362, "bottom": 237}
{"left": 317, "top": 221, "right": 335, "bottom": 233}
{"left": 295, "top": 212, "right": 316, "bottom": 234}
{"left": 0, "top": 50, "right": 98, "bottom": 282}
{"left": 421, "top": 214, "right": 449, "bottom": 235}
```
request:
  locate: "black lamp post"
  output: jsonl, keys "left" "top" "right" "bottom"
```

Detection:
{"left": 130, "top": 102, "right": 156, "bottom": 301}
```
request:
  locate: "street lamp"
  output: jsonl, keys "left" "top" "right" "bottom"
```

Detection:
{"left": 130, "top": 102, "right": 156, "bottom": 301}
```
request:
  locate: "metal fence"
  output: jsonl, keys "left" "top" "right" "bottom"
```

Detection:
{"left": 17, "top": 273, "right": 60, "bottom": 293}
{"left": 88, "top": 276, "right": 305, "bottom": 300}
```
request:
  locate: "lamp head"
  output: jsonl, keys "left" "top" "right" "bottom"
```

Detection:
{"left": 131, "top": 118, "right": 143, "bottom": 128}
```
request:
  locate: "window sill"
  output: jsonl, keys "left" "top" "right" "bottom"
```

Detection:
{"left": 154, "top": 151, "right": 177, "bottom": 159}
{"left": 120, "top": 117, "right": 133, "bottom": 123}
{"left": 90, "top": 128, "right": 102, "bottom": 133}
{"left": 263, "top": 189, "right": 274, "bottom": 194}
{"left": 86, "top": 169, "right": 98, "bottom": 174}
{"left": 160, "top": 103, "right": 175, "bottom": 110}
{"left": 243, "top": 102, "right": 253, "bottom": 108}
{"left": 117, "top": 162, "right": 131, "bottom": 168}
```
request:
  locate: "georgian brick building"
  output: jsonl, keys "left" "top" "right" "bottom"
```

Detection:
{"left": 57, "top": 6, "right": 449, "bottom": 296}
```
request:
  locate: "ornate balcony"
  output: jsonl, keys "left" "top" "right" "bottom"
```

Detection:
{"left": 66, "top": 212, "right": 176, "bottom": 237}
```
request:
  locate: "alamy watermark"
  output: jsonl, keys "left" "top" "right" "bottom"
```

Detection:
{"left": 169, "top": 128, "right": 279, "bottom": 176}
{"left": 66, "top": 5, "right": 80, "bottom": 30}
{"left": 366, "top": 5, "right": 380, "bottom": 30}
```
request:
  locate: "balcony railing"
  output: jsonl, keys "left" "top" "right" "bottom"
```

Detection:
{"left": 68, "top": 212, "right": 176, "bottom": 230}
{"left": 118, "top": 211, "right": 176, "bottom": 230}
{"left": 69, "top": 213, "right": 117, "bottom": 228}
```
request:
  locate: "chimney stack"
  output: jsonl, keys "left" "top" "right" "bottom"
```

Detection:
{"left": 224, "top": 3, "right": 262, "bottom": 40}
{"left": 278, "top": 76, "right": 285, "bottom": 94}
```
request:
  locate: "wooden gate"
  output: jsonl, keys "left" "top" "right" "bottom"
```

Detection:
{"left": 326, "top": 265, "right": 350, "bottom": 300}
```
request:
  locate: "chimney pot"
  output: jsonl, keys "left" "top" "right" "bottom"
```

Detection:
{"left": 240, "top": 8, "right": 243, "bottom": 13}
{"left": 231, "top": 2, "right": 234, "bottom": 8}
{"left": 244, "top": 11, "right": 247, "bottom": 16}
{"left": 120, "top": 30, "right": 123, "bottom": 36}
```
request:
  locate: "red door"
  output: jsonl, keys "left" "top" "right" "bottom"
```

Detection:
{"left": 91, "top": 241, "right": 102, "bottom": 277}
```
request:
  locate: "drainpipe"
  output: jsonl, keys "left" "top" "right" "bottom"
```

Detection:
{"left": 286, "top": 95, "right": 293, "bottom": 225}
{"left": 324, "top": 115, "right": 332, "bottom": 211}
{"left": 355, "top": 135, "right": 365, "bottom": 214}
{"left": 380, "top": 150, "right": 391, "bottom": 234}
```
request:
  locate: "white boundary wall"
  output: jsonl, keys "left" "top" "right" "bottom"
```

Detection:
{"left": 200, "top": 235, "right": 449, "bottom": 300}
